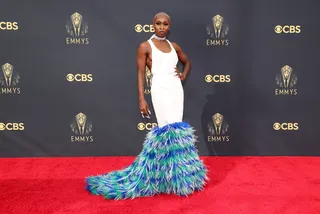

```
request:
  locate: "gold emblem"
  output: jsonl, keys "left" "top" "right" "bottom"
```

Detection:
{"left": 276, "top": 65, "right": 297, "bottom": 88}
{"left": 70, "top": 113, "right": 92, "bottom": 135}
{"left": 66, "top": 12, "right": 88, "bottom": 37}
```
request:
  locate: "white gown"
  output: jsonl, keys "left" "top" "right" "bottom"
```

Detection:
{"left": 148, "top": 38, "right": 184, "bottom": 128}
{"left": 84, "top": 38, "right": 208, "bottom": 200}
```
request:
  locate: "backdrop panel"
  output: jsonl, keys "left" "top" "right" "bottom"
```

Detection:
{"left": 0, "top": 0, "right": 319, "bottom": 157}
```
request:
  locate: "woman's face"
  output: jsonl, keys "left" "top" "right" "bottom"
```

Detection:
{"left": 153, "top": 15, "right": 170, "bottom": 37}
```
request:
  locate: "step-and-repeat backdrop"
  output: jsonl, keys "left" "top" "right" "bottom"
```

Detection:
{"left": 1, "top": 0, "right": 319, "bottom": 157}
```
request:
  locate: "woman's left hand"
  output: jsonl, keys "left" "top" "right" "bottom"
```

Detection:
{"left": 174, "top": 67, "right": 186, "bottom": 81}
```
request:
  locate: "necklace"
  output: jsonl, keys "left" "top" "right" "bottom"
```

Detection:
{"left": 151, "top": 34, "right": 166, "bottom": 40}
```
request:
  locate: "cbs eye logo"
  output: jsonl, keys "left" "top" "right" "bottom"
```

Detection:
{"left": 273, "top": 122, "right": 299, "bottom": 131}
{"left": 205, "top": 74, "right": 231, "bottom": 83}
{"left": 66, "top": 74, "right": 93, "bottom": 82}
{"left": 274, "top": 25, "right": 301, "bottom": 34}
{"left": 137, "top": 122, "right": 157, "bottom": 131}
{"left": 0, "top": 123, "right": 24, "bottom": 131}
{"left": 0, "top": 22, "right": 18, "bottom": 30}
{"left": 135, "top": 24, "right": 154, "bottom": 33}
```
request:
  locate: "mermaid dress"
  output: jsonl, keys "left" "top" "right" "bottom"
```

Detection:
{"left": 85, "top": 38, "right": 208, "bottom": 200}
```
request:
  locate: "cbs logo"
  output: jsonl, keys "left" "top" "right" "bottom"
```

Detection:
{"left": 135, "top": 24, "right": 154, "bottom": 33}
{"left": 205, "top": 75, "right": 231, "bottom": 83}
{"left": 137, "top": 123, "right": 157, "bottom": 131}
{"left": 0, "top": 22, "right": 18, "bottom": 30}
{"left": 0, "top": 123, "right": 24, "bottom": 131}
{"left": 274, "top": 25, "right": 301, "bottom": 34}
{"left": 66, "top": 74, "right": 93, "bottom": 82}
{"left": 273, "top": 122, "right": 299, "bottom": 131}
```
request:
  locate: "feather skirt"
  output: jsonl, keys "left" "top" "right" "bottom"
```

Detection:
{"left": 85, "top": 122, "right": 209, "bottom": 200}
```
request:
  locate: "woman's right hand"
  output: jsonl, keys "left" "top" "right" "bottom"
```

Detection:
{"left": 139, "top": 99, "right": 151, "bottom": 119}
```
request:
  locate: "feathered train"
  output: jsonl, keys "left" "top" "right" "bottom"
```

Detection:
{"left": 85, "top": 122, "right": 209, "bottom": 200}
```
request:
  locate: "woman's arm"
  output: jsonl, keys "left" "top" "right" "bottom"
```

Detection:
{"left": 172, "top": 42, "right": 191, "bottom": 80}
{"left": 136, "top": 42, "right": 150, "bottom": 118}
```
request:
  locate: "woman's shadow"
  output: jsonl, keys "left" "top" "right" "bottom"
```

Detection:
{"left": 200, "top": 85, "right": 245, "bottom": 185}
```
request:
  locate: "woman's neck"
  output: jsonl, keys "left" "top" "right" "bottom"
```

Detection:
{"left": 151, "top": 34, "right": 166, "bottom": 40}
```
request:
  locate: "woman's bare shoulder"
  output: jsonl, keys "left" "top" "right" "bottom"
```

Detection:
{"left": 138, "top": 41, "right": 151, "bottom": 50}
{"left": 170, "top": 41, "right": 182, "bottom": 52}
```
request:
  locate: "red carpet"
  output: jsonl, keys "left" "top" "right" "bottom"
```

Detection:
{"left": 0, "top": 157, "right": 319, "bottom": 214}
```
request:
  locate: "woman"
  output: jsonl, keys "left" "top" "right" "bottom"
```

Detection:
{"left": 85, "top": 12, "right": 208, "bottom": 200}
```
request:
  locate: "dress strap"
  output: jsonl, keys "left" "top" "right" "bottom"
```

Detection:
{"left": 166, "top": 39, "right": 175, "bottom": 51}
{"left": 147, "top": 39, "right": 157, "bottom": 51}
{"left": 147, "top": 39, "right": 154, "bottom": 47}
